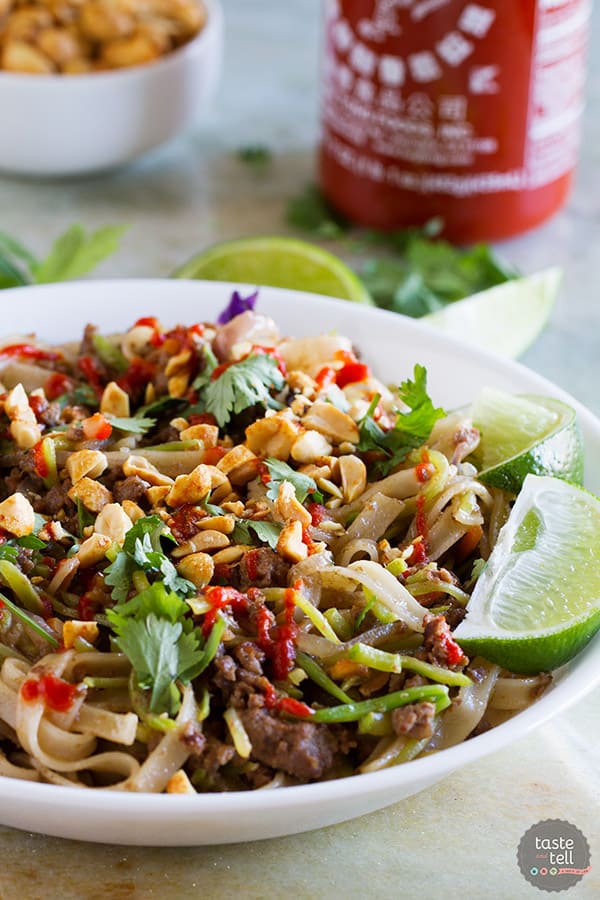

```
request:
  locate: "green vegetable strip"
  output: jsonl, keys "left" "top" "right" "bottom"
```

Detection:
{"left": 407, "top": 581, "right": 470, "bottom": 606}
{"left": 305, "top": 685, "right": 450, "bottom": 723}
{"left": 323, "top": 608, "right": 353, "bottom": 642}
{"left": 358, "top": 711, "right": 392, "bottom": 736}
{"left": 0, "top": 591, "right": 59, "bottom": 648}
{"left": 347, "top": 643, "right": 403, "bottom": 673}
{"left": 194, "top": 614, "right": 226, "bottom": 676}
{"left": 143, "top": 440, "right": 202, "bottom": 452}
{"left": 387, "top": 736, "right": 432, "bottom": 766}
{"left": 293, "top": 591, "right": 341, "bottom": 644}
{"left": 345, "top": 642, "right": 471, "bottom": 686}
{"left": 296, "top": 651, "right": 353, "bottom": 704}
{"left": 197, "top": 688, "right": 210, "bottom": 722}
{"left": 399, "top": 656, "right": 472, "bottom": 687}
{"left": 83, "top": 676, "right": 130, "bottom": 689}
{"left": 0, "top": 560, "right": 46, "bottom": 615}
{"left": 39, "top": 437, "right": 58, "bottom": 489}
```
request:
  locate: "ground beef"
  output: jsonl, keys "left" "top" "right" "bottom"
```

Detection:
{"left": 16, "top": 547, "right": 34, "bottom": 575}
{"left": 233, "top": 641, "right": 265, "bottom": 676}
{"left": 241, "top": 707, "right": 337, "bottom": 781}
{"left": 111, "top": 475, "right": 150, "bottom": 504}
{"left": 179, "top": 721, "right": 206, "bottom": 756}
{"left": 423, "top": 613, "right": 466, "bottom": 667}
{"left": 229, "top": 548, "right": 290, "bottom": 591}
{"left": 211, "top": 652, "right": 271, "bottom": 709}
{"left": 146, "top": 424, "right": 179, "bottom": 446}
{"left": 391, "top": 702, "right": 436, "bottom": 740}
{"left": 34, "top": 481, "right": 73, "bottom": 518}
{"left": 2, "top": 468, "right": 42, "bottom": 501}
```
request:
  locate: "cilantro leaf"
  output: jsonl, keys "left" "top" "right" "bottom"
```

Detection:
{"left": 135, "top": 396, "right": 186, "bottom": 420}
{"left": 104, "top": 415, "right": 156, "bottom": 434}
{"left": 16, "top": 534, "right": 46, "bottom": 550}
{"left": 358, "top": 365, "right": 445, "bottom": 475}
{"left": 107, "top": 581, "right": 189, "bottom": 627}
{"left": 264, "top": 458, "right": 317, "bottom": 504}
{"left": 190, "top": 344, "right": 218, "bottom": 394}
{"left": 231, "top": 518, "right": 282, "bottom": 550}
{"left": 0, "top": 545, "right": 19, "bottom": 563}
{"left": 0, "top": 231, "right": 36, "bottom": 288}
{"left": 104, "top": 516, "right": 195, "bottom": 602}
{"left": 236, "top": 145, "right": 272, "bottom": 170}
{"left": 203, "top": 354, "right": 285, "bottom": 428}
{"left": 108, "top": 583, "right": 205, "bottom": 714}
{"left": 104, "top": 551, "right": 134, "bottom": 604}
{"left": 113, "top": 614, "right": 203, "bottom": 714}
{"left": 76, "top": 497, "right": 95, "bottom": 538}
{"left": 31, "top": 224, "right": 128, "bottom": 284}
{"left": 285, "top": 184, "right": 348, "bottom": 238}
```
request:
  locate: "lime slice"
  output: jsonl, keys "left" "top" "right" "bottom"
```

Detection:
{"left": 454, "top": 475, "right": 600, "bottom": 673}
{"left": 174, "top": 237, "right": 373, "bottom": 304}
{"left": 469, "top": 389, "right": 583, "bottom": 494}
{"left": 423, "top": 268, "right": 562, "bottom": 358}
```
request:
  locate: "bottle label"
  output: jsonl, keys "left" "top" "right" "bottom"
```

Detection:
{"left": 322, "top": 0, "right": 590, "bottom": 197}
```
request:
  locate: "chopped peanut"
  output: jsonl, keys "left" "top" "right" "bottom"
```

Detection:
{"left": 302, "top": 402, "right": 359, "bottom": 444}
{"left": 66, "top": 449, "right": 108, "bottom": 484}
{"left": 245, "top": 413, "right": 299, "bottom": 460}
{"left": 0, "top": 492, "right": 35, "bottom": 537}
{"left": 339, "top": 455, "right": 367, "bottom": 503}
{"left": 273, "top": 481, "right": 311, "bottom": 528}
{"left": 276, "top": 520, "right": 308, "bottom": 563}
{"left": 121, "top": 499, "right": 145, "bottom": 522}
{"left": 165, "top": 348, "right": 192, "bottom": 378}
{"left": 167, "top": 372, "right": 190, "bottom": 399}
{"left": 63, "top": 620, "right": 99, "bottom": 649}
{"left": 217, "top": 445, "right": 258, "bottom": 485}
{"left": 211, "top": 545, "right": 248, "bottom": 565}
{"left": 291, "top": 429, "right": 333, "bottom": 464}
{"left": 100, "top": 381, "right": 130, "bottom": 418}
{"left": 94, "top": 503, "right": 133, "bottom": 545}
{"left": 171, "top": 530, "right": 230, "bottom": 558}
{"left": 146, "top": 485, "right": 171, "bottom": 506}
{"left": 4, "top": 384, "right": 41, "bottom": 449}
{"left": 176, "top": 551, "right": 214, "bottom": 587}
{"left": 122, "top": 455, "right": 173, "bottom": 486}
{"left": 179, "top": 423, "right": 219, "bottom": 447}
{"left": 166, "top": 769, "right": 195, "bottom": 795}
{"left": 68, "top": 477, "right": 113, "bottom": 513}
{"left": 166, "top": 464, "right": 212, "bottom": 507}
{"left": 75, "top": 533, "right": 112, "bottom": 568}
{"left": 196, "top": 515, "right": 236, "bottom": 534}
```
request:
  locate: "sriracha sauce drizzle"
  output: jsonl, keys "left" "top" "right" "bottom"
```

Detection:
{"left": 21, "top": 673, "right": 79, "bottom": 712}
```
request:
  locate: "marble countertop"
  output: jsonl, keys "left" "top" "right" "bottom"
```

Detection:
{"left": 0, "top": 2, "right": 598, "bottom": 897}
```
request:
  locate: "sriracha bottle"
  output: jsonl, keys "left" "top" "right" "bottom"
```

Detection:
{"left": 319, "top": 0, "right": 591, "bottom": 242}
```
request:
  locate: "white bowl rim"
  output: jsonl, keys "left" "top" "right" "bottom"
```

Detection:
{"left": 0, "top": 278, "right": 597, "bottom": 830}
{"left": 0, "top": 0, "right": 222, "bottom": 86}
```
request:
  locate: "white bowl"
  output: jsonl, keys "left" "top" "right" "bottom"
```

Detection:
{"left": 0, "top": 278, "right": 598, "bottom": 845}
{"left": 0, "top": 0, "right": 223, "bottom": 177}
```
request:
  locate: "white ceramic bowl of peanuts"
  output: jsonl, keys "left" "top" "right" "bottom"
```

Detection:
{"left": 0, "top": 0, "right": 223, "bottom": 176}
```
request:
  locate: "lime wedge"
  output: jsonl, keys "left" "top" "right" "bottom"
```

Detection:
{"left": 469, "top": 389, "right": 583, "bottom": 494}
{"left": 174, "top": 237, "right": 373, "bottom": 305}
{"left": 454, "top": 475, "right": 600, "bottom": 673}
{"left": 423, "top": 268, "right": 562, "bottom": 358}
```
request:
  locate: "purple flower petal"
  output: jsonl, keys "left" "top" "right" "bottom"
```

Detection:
{"left": 217, "top": 290, "right": 259, "bottom": 325}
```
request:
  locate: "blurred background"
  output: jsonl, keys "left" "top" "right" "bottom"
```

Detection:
{"left": 0, "top": 0, "right": 598, "bottom": 404}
